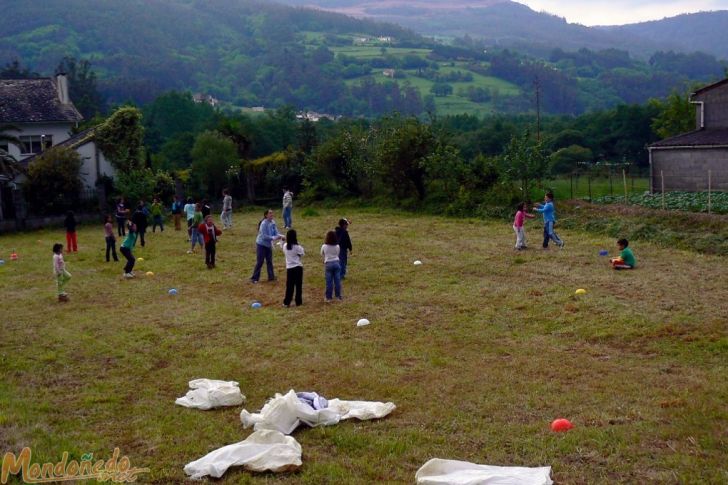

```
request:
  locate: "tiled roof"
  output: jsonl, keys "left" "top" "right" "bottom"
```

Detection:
{"left": 0, "top": 78, "right": 83, "bottom": 124}
{"left": 649, "top": 128, "right": 728, "bottom": 148}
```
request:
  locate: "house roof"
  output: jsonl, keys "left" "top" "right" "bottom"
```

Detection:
{"left": 0, "top": 78, "right": 83, "bottom": 124}
{"left": 691, "top": 77, "right": 728, "bottom": 98}
{"left": 649, "top": 128, "right": 728, "bottom": 148}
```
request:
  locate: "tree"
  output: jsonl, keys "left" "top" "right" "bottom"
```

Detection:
{"left": 190, "top": 131, "right": 239, "bottom": 197}
{"left": 0, "top": 124, "right": 24, "bottom": 181}
{"left": 431, "top": 82, "right": 453, "bottom": 97}
{"left": 499, "top": 131, "right": 548, "bottom": 202}
{"left": 95, "top": 107, "right": 145, "bottom": 173}
{"left": 0, "top": 59, "right": 39, "bottom": 79}
{"left": 549, "top": 145, "right": 593, "bottom": 175}
{"left": 24, "top": 147, "right": 82, "bottom": 214}
{"left": 56, "top": 57, "right": 105, "bottom": 118}
{"left": 649, "top": 91, "right": 696, "bottom": 139}
{"left": 114, "top": 168, "right": 175, "bottom": 204}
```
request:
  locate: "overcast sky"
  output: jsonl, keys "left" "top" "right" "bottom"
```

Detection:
{"left": 520, "top": 0, "right": 728, "bottom": 26}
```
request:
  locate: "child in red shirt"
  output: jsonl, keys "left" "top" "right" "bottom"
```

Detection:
{"left": 198, "top": 215, "right": 222, "bottom": 269}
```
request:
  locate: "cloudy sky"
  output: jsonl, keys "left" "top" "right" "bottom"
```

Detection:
{"left": 520, "top": 0, "right": 728, "bottom": 26}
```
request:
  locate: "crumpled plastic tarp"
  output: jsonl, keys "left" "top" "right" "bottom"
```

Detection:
{"left": 184, "top": 429, "right": 302, "bottom": 479}
{"left": 240, "top": 389, "right": 396, "bottom": 434}
{"left": 415, "top": 458, "right": 553, "bottom": 485}
{"left": 175, "top": 379, "right": 246, "bottom": 410}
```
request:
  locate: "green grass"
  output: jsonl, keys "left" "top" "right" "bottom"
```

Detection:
{"left": 541, "top": 176, "right": 650, "bottom": 201}
{"left": 1, "top": 207, "right": 726, "bottom": 483}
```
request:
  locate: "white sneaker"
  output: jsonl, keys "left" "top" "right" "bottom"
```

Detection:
{"left": 124, "top": 273, "right": 134, "bottom": 279}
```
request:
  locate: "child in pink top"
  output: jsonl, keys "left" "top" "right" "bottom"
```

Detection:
{"left": 53, "top": 243, "right": 71, "bottom": 302}
{"left": 513, "top": 202, "right": 535, "bottom": 250}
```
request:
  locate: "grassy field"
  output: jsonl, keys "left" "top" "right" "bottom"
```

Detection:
{"left": 541, "top": 177, "right": 650, "bottom": 202}
{"left": 1, "top": 208, "right": 726, "bottom": 483}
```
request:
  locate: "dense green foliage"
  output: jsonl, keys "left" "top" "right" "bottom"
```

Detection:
{"left": 95, "top": 107, "right": 145, "bottom": 172}
{"left": 1, "top": 0, "right": 725, "bottom": 117}
{"left": 594, "top": 192, "right": 728, "bottom": 214}
{"left": 24, "top": 147, "right": 82, "bottom": 214}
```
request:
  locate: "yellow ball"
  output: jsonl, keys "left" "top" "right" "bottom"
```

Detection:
{"left": 146, "top": 271, "right": 154, "bottom": 276}
{"left": 575, "top": 288, "right": 587, "bottom": 295}
{"left": 137, "top": 257, "right": 145, "bottom": 262}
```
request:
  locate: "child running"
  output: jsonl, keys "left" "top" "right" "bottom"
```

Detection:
{"left": 104, "top": 215, "right": 119, "bottom": 262}
{"left": 64, "top": 210, "right": 78, "bottom": 252}
{"left": 52, "top": 243, "right": 71, "bottom": 302}
{"left": 198, "top": 215, "right": 222, "bottom": 269}
{"left": 282, "top": 229, "right": 304, "bottom": 307}
{"left": 534, "top": 192, "right": 564, "bottom": 250}
{"left": 513, "top": 202, "right": 535, "bottom": 250}
{"left": 320, "top": 230, "right": 342, "bottom": 302}
{"left": 120, "top": 222, "right": 138, "bottom": 278}
{"left": 611, "top": 238, "right": 636, "bottom": 270}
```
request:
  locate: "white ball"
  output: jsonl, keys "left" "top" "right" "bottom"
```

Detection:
{"left": 356, "top": 318, "right": 371, "bottom": 327}
{"left": 413, "top": 260, "right": 422, "bottom": 265}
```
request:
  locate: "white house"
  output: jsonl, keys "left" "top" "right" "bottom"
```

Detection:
{"left": 0, "top": 74, "right": 113, "bottom": 189}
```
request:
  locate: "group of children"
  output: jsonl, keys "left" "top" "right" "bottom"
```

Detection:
{"left": 52, "top": 190, "right": 637, "bottom": 303}
{"left": 249, "top": 208, "right": 352, "bottom": 306}
{"left": 512, "top": 191, "right": 636, "bottom": 269}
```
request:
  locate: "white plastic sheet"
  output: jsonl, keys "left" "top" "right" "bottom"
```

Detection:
{"left": 415, "top": 459, "right": 553, "bottom": 485}
{"left": 184, "top": 429, "right": 301, "bottom": 479}
{"left": 175, "top": 379, "right": 246, "bottom": 410}
{"left": 240, "top": 389, "right": 396, "bottom": 434}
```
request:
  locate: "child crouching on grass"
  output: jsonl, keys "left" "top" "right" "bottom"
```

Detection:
{"left": 282, "top": 229, "right": 304, "bottom": 307}
{"left": 53, "top": 243, "right": 71, "bottom": 302}
{"left": 611, "top": 238, "right": 636, "bottom": 270}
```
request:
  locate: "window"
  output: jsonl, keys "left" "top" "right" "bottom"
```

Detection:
{"left": 19, "top": 135, "right": 53, "bottom": 155}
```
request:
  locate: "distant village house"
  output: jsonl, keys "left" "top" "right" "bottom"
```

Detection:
{"left": 0, "top": 74, "right": 113, "bottom": 189}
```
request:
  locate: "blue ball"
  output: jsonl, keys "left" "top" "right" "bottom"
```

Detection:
{"left": 0, "top": 259, "right": 4, "bottom": 265}
{"left": 599, "top": 250, "right": 609, "bottom": 256}
{"left": 251, "top": 302, "right": 262, "bottom": 309}
{"left": 168, "top": 288, "right": 178, "bottom": 295}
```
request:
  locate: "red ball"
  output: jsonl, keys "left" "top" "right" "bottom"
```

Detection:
{"left": 551, "top": 418, "right": 573, "bottom": 432}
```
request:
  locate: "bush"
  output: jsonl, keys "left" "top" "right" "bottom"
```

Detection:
{"left": 24, "top": 147, "right": 83, "bottom": 215}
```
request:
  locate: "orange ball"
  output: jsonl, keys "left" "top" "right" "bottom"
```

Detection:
{"left": 551, "top": 418, "right": 573, "bottom": 432}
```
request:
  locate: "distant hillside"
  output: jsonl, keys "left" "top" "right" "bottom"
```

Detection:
{"left": 279, "top": 0, "right": 728, "bottom": 60}
{"left": 602, "top": 11, "right": 728, "bottom": 60}
{"left": 0, "top": 0, "right": 724, "bottom": 117}
{"left": 0, "top": 0, "right": 421, "bottom": 105}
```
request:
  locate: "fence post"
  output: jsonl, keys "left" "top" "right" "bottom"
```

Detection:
{"left": 661, "top": 170, "right": 665, "bottom": 210}
{"left": 622, "top": 169, "right": 628, "bottom": 204}
{"left": 570, "top": 174, "right": 573, "bottom": 199}
{"left": 588, "top": 174, "right": 592, "bottom": 202}
{"left": 708, "top": 169, "right": 712, "bottom": 214}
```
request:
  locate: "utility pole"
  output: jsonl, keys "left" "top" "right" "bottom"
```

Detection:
{"left": 534, "top": 78, "right": 541, "bottom": 142}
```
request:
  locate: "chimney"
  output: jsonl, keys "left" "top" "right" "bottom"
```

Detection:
{"left": 56, "top": 73, "right": 69, "bottom": 104}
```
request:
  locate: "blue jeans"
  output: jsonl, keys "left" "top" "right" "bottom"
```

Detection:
{"left": 324, "top": 261, "right": 342, "bottom": 300}
{"left": 542, "top": 221, "right": 562, "bottom": 248}
{"left": 283, "top": 206, "right": 292, "bottom": 228}
{"left": 339, "top": 250, "right": 348, "bottom": 279}
{"left": 252, "top": 244, "right": 274, "bottom": 281}
{"left": 190, "top": 228, "right": 203, "bottom": 250}
{"left": 153, "top": 215, "right": 164, "bottom": 232}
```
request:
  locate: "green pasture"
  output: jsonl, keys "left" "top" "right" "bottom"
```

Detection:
{"left": 1, "top": 208, "right": 726, "bottom": 483}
